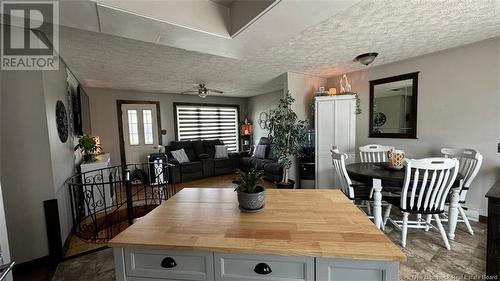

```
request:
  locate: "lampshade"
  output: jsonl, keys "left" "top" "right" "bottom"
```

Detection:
{"left": 240, "top": 124, "right": 253, "bottom": 135}
{"left": 355, "top": 52, "right": 378, "bottom": 66}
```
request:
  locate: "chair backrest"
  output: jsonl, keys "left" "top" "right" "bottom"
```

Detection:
{"left": 401, "top": 158, "right": 459, "bottom": 213}
{"left": 331, "top": 149, "right": 354, "bottom": 199}
{"left": 441, "top": 148, "right": 483, "bottom": 188}
{"left": 359, "top": 144, "right": 395, "bottom": 163}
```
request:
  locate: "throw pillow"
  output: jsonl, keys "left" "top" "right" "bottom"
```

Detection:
{"left": 171, "top": 148, "right": 190, "bottom": 163}
{"left": 253, "top": 144, "right": 267, "bottom": 159}
{"left": 214, "top": 145, "right": 228, "bottom": 159}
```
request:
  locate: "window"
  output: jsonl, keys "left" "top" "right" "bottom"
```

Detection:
{"left": 143, "top": 109, "right": 154, "bottom": 145}
{"left": 175, "top": 104, "right": 239, "bottom": 151}
{"left": 127, "top": 110, "right": 139, "bottom": 145}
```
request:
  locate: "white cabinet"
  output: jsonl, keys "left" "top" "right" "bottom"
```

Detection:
{"left": 315, "top": 95, "right": 356, "bottom": 189}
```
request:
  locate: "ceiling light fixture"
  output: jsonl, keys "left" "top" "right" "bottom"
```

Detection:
{"left": 198, "top": 86, "right": 208, "bottom": 98}
{"left": 354, "top": 52, "right": 378, "bottom": 66}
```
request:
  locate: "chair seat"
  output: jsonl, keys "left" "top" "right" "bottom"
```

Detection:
{"left": 384, "top": 195, "right": 444, "bottom": 214}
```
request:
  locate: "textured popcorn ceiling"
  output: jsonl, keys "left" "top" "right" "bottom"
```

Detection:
{"left": 58, "top": 0, "right": 500, "bottom": 97}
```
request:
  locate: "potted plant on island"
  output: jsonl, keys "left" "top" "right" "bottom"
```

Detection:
{"left": 267, "top": 91, "right": 308, "bottom": 189}
{"left": 234, "top": 168, "right": 266, "bottom": 212}
{"left": 74, "top": 135, "right": 101, "bottom": 163}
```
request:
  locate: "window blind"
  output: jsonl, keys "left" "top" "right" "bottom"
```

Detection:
{"left": 175, "top": 104, "right": 239, "bottom": 152}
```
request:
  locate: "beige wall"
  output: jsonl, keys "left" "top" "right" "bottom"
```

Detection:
{"left": 0, "top": 26, "right": 76, "bottom": 262}
{"left": 86, "top": 88, "right": 248, "bottom": 166}
{"left": 246, "top": 90, "right": 283, "bottom": 146}
{"left": 327, "top": 37, "right": 500, "bottom": 217}
{"left": 285, "top": 72, "right": 326, "bottom": 181}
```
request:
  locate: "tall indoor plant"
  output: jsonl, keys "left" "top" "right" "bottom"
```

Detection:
{"left": 267, "top": 92, "right": 308, "bottom": 188}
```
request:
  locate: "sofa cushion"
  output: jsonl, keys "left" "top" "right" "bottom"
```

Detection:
{"left": 215, "top": 145, "right": 228, "bottom": 159}
{"left": 203, "top": 140, "right": 222, "bottom": 158}
{"left": 213, "top": 157, "right": 234, "bottom": 168}
{"left": 253, "top": 145, "right": 267, "bottom": 159}
{"left": 180, "top": 161, "right": 203, "bottom": 174}
{"left": 192, "top": 140, "right": 205, "bottom": 157}
{"left": 263, "top": 161, "right": 282, "bottom": 175}
{"left": 171, "top": 148, "right": 190, "bottom": 163}
{"left": 171, "top": 141, "right": 196, "bottom": 161}
{"left": 253, "top": 159, "right": 273, "bottom": 170}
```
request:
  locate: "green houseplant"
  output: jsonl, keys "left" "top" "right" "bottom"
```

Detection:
{"left": 267, "top": 92, "right": 308, "bottom": 189}
{"left": 234, "top": 168, "right": 265, "bottom": 212}
{"left": 74, "top": 135, "right": 101, "bottom": 163}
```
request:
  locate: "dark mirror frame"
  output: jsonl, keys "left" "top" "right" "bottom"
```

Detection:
{"left": 369, "top": 72, "right": 419, "bottom": 139}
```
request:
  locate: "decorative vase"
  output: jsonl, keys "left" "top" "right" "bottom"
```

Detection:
{"left": 387, "top": 149, "right": 405, "bottom": 170}
{"left": 237, "top": 186, "right": 265, "bottom": 212}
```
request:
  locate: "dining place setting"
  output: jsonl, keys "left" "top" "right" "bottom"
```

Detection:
{"left": 331, "top": 144, "right": 483, "bottom": 250}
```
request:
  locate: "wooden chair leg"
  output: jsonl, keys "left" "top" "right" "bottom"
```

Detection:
{"left": 401, "top": 212, "right": 409, "bottom": 248}
{"left": 458, "top": 205, "right": 474, "bottom": 235}
{"left": 434, "top": 214, "right": 451, "bottom": 250}
{"left": 383, "top": 204, "right": 392, "bottom": 227}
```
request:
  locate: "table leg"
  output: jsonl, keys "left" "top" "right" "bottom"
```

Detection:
{"left": 448, "top": 187, "right": 460, "bottom": 240}
{"left": 372, "top": 178, "right": 383, "bottom": 229}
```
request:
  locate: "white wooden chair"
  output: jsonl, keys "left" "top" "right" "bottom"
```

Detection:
{"left": 441, "top": 148, "right": 483, "bottom": 235}
{"left": 359, "top": 144, "right": 396, "bottom": 214}
{"left": 383, "top": 158, "right": 459, "bottom": 250}
{"left": 331, "top": 149, "right": 374, "bottom": 215}
{"left": 359, "top": 144, "right": 395, "bottom": 163}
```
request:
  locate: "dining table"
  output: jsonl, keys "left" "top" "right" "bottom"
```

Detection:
{"left": 345, "top": 162, "right": 464, "bottom": 240}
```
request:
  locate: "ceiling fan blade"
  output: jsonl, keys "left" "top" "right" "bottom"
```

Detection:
{"left": 180, "top": 90, "right": 196, "bottom": 94}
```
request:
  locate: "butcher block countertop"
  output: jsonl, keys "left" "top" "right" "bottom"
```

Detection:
{"left": 108, "top": 188, "right": 405, "bottom": 262}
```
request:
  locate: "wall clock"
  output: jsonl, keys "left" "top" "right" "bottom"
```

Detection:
{"left": 56, "top": 100, "right": 69, "bottom": 143}
{"left": 373, "top": 112, "right": 387, "bottom": 127}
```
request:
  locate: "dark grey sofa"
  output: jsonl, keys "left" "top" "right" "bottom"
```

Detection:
{"left": 165, "top": 139, "right": 239, "bottom": 183}
{"left": 239, "top": 137, "right": 283, "bottom": 182}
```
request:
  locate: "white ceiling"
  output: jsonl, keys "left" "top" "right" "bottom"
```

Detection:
{"left": 54, "top": 0, "right": 500, "bottom": 97}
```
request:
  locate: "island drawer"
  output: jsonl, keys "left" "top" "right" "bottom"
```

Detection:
{"left": 316, "top": 258, "right": 399, "bottom": 281}
{"left": 124, "top": 248, "right": 214, "bottom": 281}
{"left": 214, "top": 253, "right": 314, "bottom": 281}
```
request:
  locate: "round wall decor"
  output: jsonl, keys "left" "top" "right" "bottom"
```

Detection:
{"left": 56, "top": 100, "right": 69, "bottom": 143}
{"left": 374, "top": 112, "right": 387, "bottom": 127}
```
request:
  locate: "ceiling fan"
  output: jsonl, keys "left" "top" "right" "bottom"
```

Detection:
{"left": 180, "top": 84, "right": 223, "bottom": 98}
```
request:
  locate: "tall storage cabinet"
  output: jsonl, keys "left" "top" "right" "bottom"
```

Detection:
{"left": 315, "top": 95, "right": 356, "bottom": 189}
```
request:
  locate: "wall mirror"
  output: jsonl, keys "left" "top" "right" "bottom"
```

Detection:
{"left": 369, "top": 72, "right": 419, "bottom": 139}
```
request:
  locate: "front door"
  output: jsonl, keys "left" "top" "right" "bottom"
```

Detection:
{"left": 121, "top": 103, "right": 160, "bottom": 164}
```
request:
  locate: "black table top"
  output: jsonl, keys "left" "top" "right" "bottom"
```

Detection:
{"left": 486, "top": 177, "right": 500, "bottom": 199}
{"left": 346, "top": 162, "right": 463, "bottom": 187}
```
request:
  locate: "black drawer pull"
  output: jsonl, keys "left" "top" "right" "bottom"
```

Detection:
{"left": 160, "top": 257, "right": 177, "bottom": 269}
{"left": 254, "top": 263, "right": 272, "bottom": 275}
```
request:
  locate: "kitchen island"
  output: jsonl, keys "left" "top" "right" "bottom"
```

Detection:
{"left": 109, "top": 188, "right": 405, "bottom": 281}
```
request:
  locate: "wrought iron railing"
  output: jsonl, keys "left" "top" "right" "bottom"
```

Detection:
{"left": 66, "top": 162, "right": 176, "bottom": 242}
